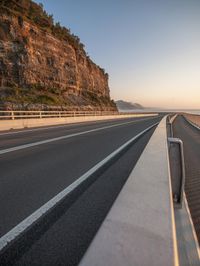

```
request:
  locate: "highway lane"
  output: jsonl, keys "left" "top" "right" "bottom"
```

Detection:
{"left": 0, "top": 116, "right": 157, "bottom": 150}
{"left": 173, "top": 115, "right": 200, "bottom": 244}
{"left": 1, "top": 121, "right": 159, "bottom": 266}
{"left": 0, "top": 115, "right": 160, "bottom": 236}
{"left": 0, "top": 115, "right": 161, "bottom": 239}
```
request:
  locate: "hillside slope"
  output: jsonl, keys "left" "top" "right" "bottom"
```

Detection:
{"left": 115, "top": 100, "right": 143, "bottom": 110}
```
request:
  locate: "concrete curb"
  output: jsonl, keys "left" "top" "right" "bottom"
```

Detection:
{"left": 79, "top": 116, "right": 179, "bottom": 266}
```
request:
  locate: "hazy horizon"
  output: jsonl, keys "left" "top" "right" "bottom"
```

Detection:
{"left": 34, "top": 0, "right": 200, "bottom": 109}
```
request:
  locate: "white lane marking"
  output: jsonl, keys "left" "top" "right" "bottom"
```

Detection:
{"left": 0, "top": 119, "right": 115, "bottom": 136}
{"left": 0, "top": 122, "right": 90, "bottom": 136}
{"left": 0, "top": 117, "right": 159, "bottom": 155}
{"left": 0, "top": 116, "right": 156, "bottom": 136}
{"left": 0, "top": 122, "right": 158, "bottom": 251}
{"left": 184, "top": 116, "right": 200, "bottom": 130}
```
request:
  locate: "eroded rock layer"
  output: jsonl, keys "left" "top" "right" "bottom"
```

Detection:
{"left": 0, "top": 0, "right": 116, "bottom": 110}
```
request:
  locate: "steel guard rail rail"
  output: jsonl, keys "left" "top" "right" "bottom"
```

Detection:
{"left": 0, "top": 110, "right": 158, "bottom": 120}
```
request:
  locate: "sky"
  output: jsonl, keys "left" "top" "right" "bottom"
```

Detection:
{"left": 34, "top": 0, "right": 200, "bottom": 109}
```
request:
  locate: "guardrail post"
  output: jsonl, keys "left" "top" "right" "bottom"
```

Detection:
{"left": 59, "top": 112, "right": 61, "bottom": 118}
{"left": 39, "top": 112, "right": 42, "bottom": 119}
{"left": 11, "top": 111, "right": 15, "bottom": 120}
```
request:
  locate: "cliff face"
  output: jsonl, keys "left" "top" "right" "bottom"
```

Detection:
{"left": 0, "top": 1, "right": 116, "bottom": 110}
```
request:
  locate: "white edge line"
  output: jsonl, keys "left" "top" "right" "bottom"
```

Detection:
{"left": 183, "top": 192, "right": 200, "bottom": 260}
{"left": 0, "top": 122, "right": 158, "bottom": 251}
{"left": 0, "top": 121, "right": 97, "bottom": 136}
{"left": 0, "top": 117, "right": 160, "bottom": 155}
{"left": 184, "top": 116, "right": 200, "bottom": 130}
{"left": 0, "top": 115, "right": 158, "bottom": 136}
{"left": 0, "top": 119, "right": 124, "bottom": 136}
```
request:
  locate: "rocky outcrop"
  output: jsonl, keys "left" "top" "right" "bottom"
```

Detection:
{"left": 0, "top": 0, "right": 116, "bottom": 110}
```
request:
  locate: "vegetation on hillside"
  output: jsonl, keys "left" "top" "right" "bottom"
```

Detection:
{"left": 0, "top": 85, "right": 116, "bottom": 110}
{"left": 0, "top": 0, "right": 107, "bottom": 74}
{"left": 0, "top": 0, "right": 114, "bottom": 110}
{"left": 0, "top": 0, "right": 84, "bottom": 50}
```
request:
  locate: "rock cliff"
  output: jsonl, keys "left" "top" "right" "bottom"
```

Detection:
{"left": 0, "top": 0, "right": 116, "bottom": 110}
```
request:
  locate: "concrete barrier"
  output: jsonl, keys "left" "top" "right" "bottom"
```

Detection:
{"left": 79, "top": 116, "right": 179, "bottom": 266}
{"left": 0, "top": 113, "right": 158, "bottom": 131}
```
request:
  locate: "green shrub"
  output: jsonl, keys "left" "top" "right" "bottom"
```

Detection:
{"left": 36, "top": 95, "right": 56, "bottom": 105}
{"left": 0, "top": 0, "right": 87, "bottom": 55}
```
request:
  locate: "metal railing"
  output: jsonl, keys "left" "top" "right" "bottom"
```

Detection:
{"left": 0, "top": 110, "right": 157, "bottom": 120}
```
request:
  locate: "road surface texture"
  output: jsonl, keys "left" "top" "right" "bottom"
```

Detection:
{"left": 173, "top": 115, "right": 200, "bottom": 244}
{"left": 0, "top": 116, "right": 156, "bottom": 150}
{"left": 0, "top": 116, "right": 161, "bottom": 265}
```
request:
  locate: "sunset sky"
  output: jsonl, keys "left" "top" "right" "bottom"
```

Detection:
{"left": 35, "top": 0, "right": 200, "bottom": 109}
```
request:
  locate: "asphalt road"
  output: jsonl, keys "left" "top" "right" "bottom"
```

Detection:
{"left": 0, "top": 116, "right": 161, "bottom": 265}
{"left": 0, "top": 116, "right": 155, "bottom": 150}
{"left": 173, "top": 115, "right": 200, "bottom": 244}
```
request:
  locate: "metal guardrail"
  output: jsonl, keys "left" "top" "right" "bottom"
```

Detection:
{"left": 168, "top": 137, "right": 185, "bottom": 208}
{"left": 167, "top": 114, "right": 185, "bottom": 208}
{"left": 0, "top": 110, "right": 157, "bottom": 120}
{"left": 0, "top": 111, "right": 118, "bottom": 120}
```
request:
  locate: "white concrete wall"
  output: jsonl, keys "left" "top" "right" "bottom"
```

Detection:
{"left": 0, "top": 114, "right": 158, "bottom": 131}
{"left": 79, "top": 116, "right": 179, "bottom": 266}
